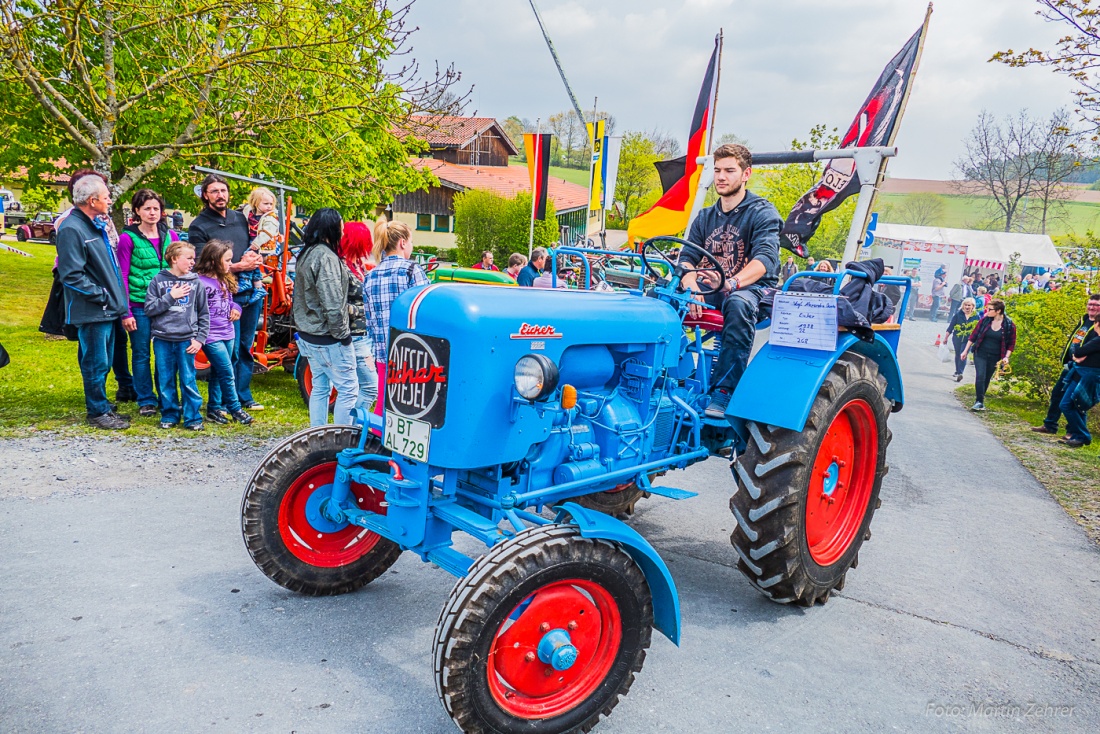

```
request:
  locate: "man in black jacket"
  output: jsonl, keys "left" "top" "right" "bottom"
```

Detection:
{"left": 1032, "top": 292, "right": 1100, "bottom": 435}
{"left": 56, "top": 175, "right": 130, "bottom": 429}
{"left": 681, "top": 144, "right": 781, "bottom": 418}
{"left": 187, "top": 174, "right": 266, "bottom": 410}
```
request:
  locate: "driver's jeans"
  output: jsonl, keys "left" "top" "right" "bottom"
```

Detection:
{"left": 711, "top": 287, "right": 764, "bottom": 394}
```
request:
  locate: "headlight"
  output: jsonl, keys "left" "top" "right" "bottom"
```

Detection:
{"left": 514, "top": 354, "right": 559, "bottom": 401}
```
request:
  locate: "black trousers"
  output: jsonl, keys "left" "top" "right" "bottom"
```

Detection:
{"left": 973, "top": 355, "right": 998, "bottom": 404}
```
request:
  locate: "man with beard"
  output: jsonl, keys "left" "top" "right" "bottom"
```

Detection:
{"left": 681, "top": 144, "right": 781, "bottom": 419}
{"left": 188, "top": 174, "right": 266, "bottom": 411}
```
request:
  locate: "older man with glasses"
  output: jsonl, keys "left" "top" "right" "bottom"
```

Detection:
{"left": 56, "top": 176, "right": 130, "bottom": 430}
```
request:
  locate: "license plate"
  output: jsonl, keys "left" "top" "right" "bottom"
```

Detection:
{"left": 384, "top": 411, "right": 431, "bottom": 462}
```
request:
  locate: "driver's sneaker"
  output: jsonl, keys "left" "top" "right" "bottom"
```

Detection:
{"left": 704, "top": 388, "right": 731, "bottom": 419}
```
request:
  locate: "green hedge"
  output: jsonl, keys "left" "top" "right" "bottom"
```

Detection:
{"left": 452, "top": 190, "right": 558, "bottom": 267}
{"left": 1000, "top": 283, "right": 1091, "bottom": 400}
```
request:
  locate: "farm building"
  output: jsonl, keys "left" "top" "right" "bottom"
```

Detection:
{"left": 391, "top": 116, "right": 590, "bottom": 248}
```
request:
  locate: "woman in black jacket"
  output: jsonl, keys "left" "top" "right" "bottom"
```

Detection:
{"left": 946, "top": 297, "right": 980, "bottom": 382}
{"left": 960, "top": 299, "right": 1017, "bottom": 411}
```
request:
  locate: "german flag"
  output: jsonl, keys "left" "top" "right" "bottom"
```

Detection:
{"left": 524, "top": 133, "right": 552, "bottom": 220}
{"left": 627, "top": 36, "right": 719, "bottom": 244}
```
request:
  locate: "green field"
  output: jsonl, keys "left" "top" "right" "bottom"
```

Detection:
{"left": 0, "top": 240, "right": 310, "bottom": 437}
{"left": 510, "top": 163, "right": 590, "bottom": 187}
{"left": 877, "top": 193, "right": 1100, "bottom": 237}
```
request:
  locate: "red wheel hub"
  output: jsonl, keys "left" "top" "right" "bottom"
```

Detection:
{"left": 277, "top": 462, "right": 387, "bottom": 567}
{"left": 805, "top": 399, "right": 878, "bottom": 566}
{"left": 487, "top": 579, "right": 622, "bottom": 719}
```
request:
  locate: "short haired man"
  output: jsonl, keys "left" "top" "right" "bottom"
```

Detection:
{"left": 781, "top": 256, "right": 798, "bottom": 283}
{"left": 505, "top": 253, "right": 528, "bottom": 280}
{"left": 187, "top": 174, "right": 265, "bottom": 410}
{"left": 1032, "top": 292, "right": 1100, "bottom": 435}
{"left": 56, "top": 176, "right": 130, "bottom": 429}
{"left": 518, "top": 248, "right": 548, "bottom": 287}
{"left": 681, "top": 144, "right": 782, "bottom": 418}
{"left": 53, "top": 169, "right": 137, "bottom": 403}
{"left": 472, "top": 250, "right": 499, "bottom": 271}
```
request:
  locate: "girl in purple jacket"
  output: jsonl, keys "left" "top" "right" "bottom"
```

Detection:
{"left": 195, "top": 240, "right": 253, "bottom": 425}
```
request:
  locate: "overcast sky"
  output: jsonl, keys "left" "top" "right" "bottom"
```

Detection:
{"left": 404, "top": 0, "right": 1081, "bottom": 180}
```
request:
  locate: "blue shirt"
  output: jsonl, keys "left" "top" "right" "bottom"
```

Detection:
{"left": 364, "top": 255, "right": 430, "bottom": 362}
{"left": 517, "top": 262, "right": 540, "bottom": 287}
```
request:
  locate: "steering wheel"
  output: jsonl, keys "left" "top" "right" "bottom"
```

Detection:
{"left": 640, "top": 235, "right": 726, "bottom": 296}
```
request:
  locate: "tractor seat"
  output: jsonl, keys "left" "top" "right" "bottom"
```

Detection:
{"left": 683, "top": 310, "right": 724, "bottom": 332}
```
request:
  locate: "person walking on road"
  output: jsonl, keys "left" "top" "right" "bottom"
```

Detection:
{"left": 1057, "top": 316, "right": 1100, "bottom": 448}
{"left": 188, "top": 174, "right": 265, "bottom": 411}
{"left": 947, "top": 297, "right": 980, "bottom": 382}
{"left": 929, "top": 269, "right": 947, "bottom": 323}
{"left": 1032, "top": 293, "right": 1100, "bottom": 436}
{"left": 292, "top": 209, "right": 360, "bottom": 427}
{"left": 960, "top": 299, "right": 1016, "bottom": 412}
{"left": 56, "top": 175, "right": 131, "bottom": 430}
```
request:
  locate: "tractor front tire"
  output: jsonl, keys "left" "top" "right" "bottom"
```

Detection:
{"left": 434, "top": 525, "right": 652, "bottom": 734}
{"left": 241, "top": 425, "right": 400, "bottom": 596}
{"left": 730, "top": 352, "right": 891, "bottom": 606}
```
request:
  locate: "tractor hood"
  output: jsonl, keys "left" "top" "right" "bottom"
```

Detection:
{"left": 384, "top": 284, "right": 683, "bottom": 469}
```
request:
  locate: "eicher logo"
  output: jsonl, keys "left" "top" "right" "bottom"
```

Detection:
{"left": 509, "top": 323, "right": 562, "bottom": 340}
{"left": 386, "top": 330, "right": 450, "bottom": 428}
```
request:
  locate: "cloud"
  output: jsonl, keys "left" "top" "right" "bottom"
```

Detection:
{"left": 406, "top": 0, "right": 1081, "bottom": 178}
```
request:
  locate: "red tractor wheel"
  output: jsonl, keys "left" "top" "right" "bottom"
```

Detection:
{"left": 241, "top": 425, "right": 401, "bottom": 595}
{"left": 730, "top": 352, "right": 891, "bottom": 606}
{"left": 434, "top": 525, "right": 652, "bottom": 734}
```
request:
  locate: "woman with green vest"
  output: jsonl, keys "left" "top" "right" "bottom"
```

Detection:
{"left": 119, "top": 189, "right": 179, "bottom": 417}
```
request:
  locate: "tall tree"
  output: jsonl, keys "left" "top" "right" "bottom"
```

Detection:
{"left": 0, "top": 1, "right": 462, "bottom": 213}
{"left": 614, "top": 132, "right": 661, "bottom": 223}
{"left": 953, "top": 109, "right": 1082, "bottom": 233}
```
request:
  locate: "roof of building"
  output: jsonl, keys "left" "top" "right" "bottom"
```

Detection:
{"left": 410, "top": 158, "right": 589, "bottom": 213}
{"left": 406, "top": 115, "right": 520, "bottom": 156}
{"left": 875, "top": 223, "right": 1064, "bottom": 269}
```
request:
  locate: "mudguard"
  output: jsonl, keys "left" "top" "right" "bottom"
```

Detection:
{"left": 557, "top": 502, "right": 681, "bottom": 645}
{"left": 728, "top": 333, "right": 904, "bottom": 432}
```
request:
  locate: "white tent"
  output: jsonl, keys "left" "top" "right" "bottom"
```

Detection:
{"left": 874, "top": 224, "right": 1064, "bottom": 269}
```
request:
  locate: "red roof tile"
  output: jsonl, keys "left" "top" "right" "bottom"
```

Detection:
{"left": 406, "top": 115, "right": 520, "bottom": 155}
{"left": 411, "top": 158, "right": 589, "bottom": 213}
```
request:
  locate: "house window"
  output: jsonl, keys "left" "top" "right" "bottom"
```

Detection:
{"left": 434, "top": 214, "right": 451, "bottom": 232}
{"left": 416, "top": 214, "right": 432, "bottom": 231}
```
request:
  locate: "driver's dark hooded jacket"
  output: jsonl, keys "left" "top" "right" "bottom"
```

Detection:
{"left": 682, "top": 189, "right": 782, "bottom": 299}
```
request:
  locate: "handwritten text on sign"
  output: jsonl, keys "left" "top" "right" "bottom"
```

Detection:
{"left": 769, "top": 292, "right": 839, "bottom": 351}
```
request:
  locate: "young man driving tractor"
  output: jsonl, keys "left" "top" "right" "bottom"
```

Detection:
{"left": 680, "top": 143, "right": 782, "bottom": 419}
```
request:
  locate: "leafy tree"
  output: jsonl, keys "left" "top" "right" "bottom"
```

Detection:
{"left": 0, "top": 1, "right": 460, "bottom": 215}
{"left": 752, "top": 125, "right": 855, "bottom": 261}
{"left": 16, "top": 186, "right": 63, "bottom": 216}
{"left": 1058, "top": 230, "right": 1100, "bottom": 291}
{"left": 614, "top": 132, "right": 661, "bottom": 225}
{"left": 453, "top": 190, "right": 557, "bottom": 267}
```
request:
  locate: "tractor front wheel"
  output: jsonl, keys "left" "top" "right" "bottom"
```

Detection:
{"left": 434, "top": 525, "right": 652, "bottom": 734}
{"left": 241, "top": 425, "right": 400, "bottom": 595}
{"left": 730, "top": 352, "right": 890, "bottom": 606}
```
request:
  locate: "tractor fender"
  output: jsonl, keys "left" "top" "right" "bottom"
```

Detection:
{"left": 557, "top": 502, "right": 681, "bottom": 645}
{"left": 729, "top": 333, "right": 904, "bottom": 433}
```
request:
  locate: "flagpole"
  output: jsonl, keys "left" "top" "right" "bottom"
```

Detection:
{"left": 529, "top": 118, "right": 540, "bottom": 258}
{"left": 854, "top": 3, "right": 933, "bottom": 258}
{"left": 584, "top": 96, "right": 597, "bottom": 243}
{"left": 708, "top": 30, "right": 723, "bottom": 155}
{"left": 685, "top": 35, "right": 723, "bottom": 237}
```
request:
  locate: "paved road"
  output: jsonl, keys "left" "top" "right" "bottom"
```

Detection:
{"left": 2, "top": 322, "right": 1098, "bottom": 733}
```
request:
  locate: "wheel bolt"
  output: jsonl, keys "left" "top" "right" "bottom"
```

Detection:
{"left": 838, "top": 461, "right": 847, "bottom": 468}
{"left": 539, "top": 622, "right": 550, "bottom": 633}
{"left": 544, "top": 667, "right": 554, "bottom": 677}
{"left": 525, "top": 652, "right": 535, "bottom": 662}
{"left": 505, "top": 691, "right": 515, "bottom": 699}
{"left": 567, "top": 621, "right": 578, "bottom": 631}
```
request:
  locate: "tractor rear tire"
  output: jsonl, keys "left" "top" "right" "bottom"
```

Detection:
{"left": 434, "top": 525, "right": 652, "bottom": 734}
{"left": 241, "top": 424, "right": 401, "bottom": 596}
{"left": 730, "top": 352, "right": 890, "bottom": 606}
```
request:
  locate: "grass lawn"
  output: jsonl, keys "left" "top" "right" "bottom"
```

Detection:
{"left": 954, "top": 383, "right": 1100, "bottom": 545}
{"left": 878, "top": 193, "right": 1100, "bottom": 237}
{"left": 510, "top": 163, "right": 590, "bottom": 188}
{"left": 0, "top": 239, "right": 310, "bottom": 439}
